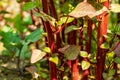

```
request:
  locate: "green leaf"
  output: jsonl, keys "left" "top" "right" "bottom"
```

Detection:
{"left": 20, "top": 43, "right": 28, "bottom": 59}
{"left": 108, "top": 69, "right": 115, "bottom": 76}
{"left": 80, "top": 51, "right": 88, "bottom": 58}
{"left": 65, "top": 25, "right": 81, "bottom": 34}
{"left": 90, "top": 58, "right": 97, "bottom": 63}
{"left": 58, "top": 45, "right": 80, "bottom": 60}
{"left": 31, "top": 49, "right": 46, "bottom": 64}
{"left": 61, "top": 2, "right": 74, "bottom": 14}
{"left": 102, "top": 72, "right": 108, "bottom": 79}
{"left": 49, "top": 56, "right": 59, "bottom": 65}
{"left": 114, "top": 57, "right": 120, "bottom": 64}
{"left": 40, "top": 72, "right": 48, "bottom": 79}
{"left": 1, "top": 25, "right": 12, "bottom": 32}
{"left": 58, "top": 66, "right": 64, "bottom": 71}
{"left": 106, "top": 51, "right": 114, "bottom": 61}
{"left": 2, "top": 50, "right": 11, "bottom": 56}
{"left": 57, "top": 17, "right": 74, "bottom": 26}
{"left": 23, "top": 14, "right": 32, "bottom": 24}
{"left": 43, "top": 47, "right": 51, "bottom": 53}
{"left": 33, "top": 11, "right": 56, "bottom": 26}
{"left": 116, "top": 23, "right": 120, "bottom": 35}
{"left": 14, "top": 14, "right": 26, "bottom": 32}
{"left": 81, "top": 60, "right": 90, "bottom": 70}
{"left": 0, "top": 27, "right": 20, "bottom": 50}
{"left": 22, "top": 2, "right": 36, "bottom": 11}
{"left": 25, "top": 51, "right": 31, "bottom": 59}
{"left": 110, "top": 4, "right": 120, "bottom": 13}
{"left": 100, "top": 42, "right": 109, "bottom": 49}
{"left": 25, "top": 28, "right": 44, "bottom": 44}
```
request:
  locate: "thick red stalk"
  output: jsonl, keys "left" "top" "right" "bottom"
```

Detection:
{"left": 49, "top": 0, "right": 58, "bottom": 20}
{"left": 48, "top": 0, "right": 63, "bottom": 79}
{"left": 95, "top": 0, "right": 109, "bottom": 80}
{"left": 42, "top": 0, "right": 57, "bottom": 80}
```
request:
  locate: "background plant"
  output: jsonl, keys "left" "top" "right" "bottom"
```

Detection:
{"left": 0, "top": 0, "right": 120, "bottom": 80}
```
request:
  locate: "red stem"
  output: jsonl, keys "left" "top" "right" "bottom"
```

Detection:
{"left": 95, "top": 0, "right": 109, "bottom": 80}
{"left": 42, "top": 0, "right": 57, "bottom": 80}
{"left": 48, "top": 0, "right": 64, "bottom": 79}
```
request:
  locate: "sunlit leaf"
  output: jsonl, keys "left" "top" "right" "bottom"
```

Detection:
{"left": 58, "top": 45, "right": 80, "bottom": 60}
{"left": 69, "top": 1, "right": 96, "bottom": 18}
{"left": 57, "top": 17, "right": 74, "bottom": 26}
{"left": 114, "top": 57, "right": 120, "bottom": 64}
{"left": 25, "top": 66, "right": 39, "bottom": 78}
{"left": 63, "top": 76, "right": 69, "bottom": 80}
{"left": 100, "top": 42, "right": 109, "bottom": 49}
{"left": 43, "top": 47, "right": 51, "bottom": 53}
{"left": 49, "top": 56, "right": 59, "bottom": 65}
{"left": 110, "top": 4, "right": 120, "bottom": 13}
{"left": 81, "top": 60, "right": 90, "bottom": 70}
{"left": 22, "top": 2, "right": 36, "bottom": 11}
{"left": 31, "top": 49, "right": 46, "bottom": 64}
{"left": 108, "top": 69, "right": 115, "bottom": 76}
{"left": 100, "top": 0, "right": 107, "bottom": 3}
{"left": 106, "top": 51, "right": 114, "bottom": 61}
{"left": 23, "top": 14, "right": 32, "bottom": 24}
{"left": 69, "top": 1, "right": 107, "bottom": 18}
{"left": 80, "top": 51, "right": 88, "bottom": 58}
{"left": 65, "top": 25, "right": 81, "bottom": 34}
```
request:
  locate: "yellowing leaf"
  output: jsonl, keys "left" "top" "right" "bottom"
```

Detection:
{"left": 57, "top": 17, "right": 74, "bottom": 26}
{"left": 31, "top": 49, "right": 46, "bottom": 64}
{"left": 43, "top": 47, "right": 51, "bottom": 53}
{"left": 80, "top": 51, "right": 88, "bottom": 58}
{"left": 110, "top": 4, "right": 120, "bottom": 13}
{"left": 49, "top": 56, "right": 59, "bottom": 65}
{"left": 81, "top": 60, "right": 90, "bottom": 70}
